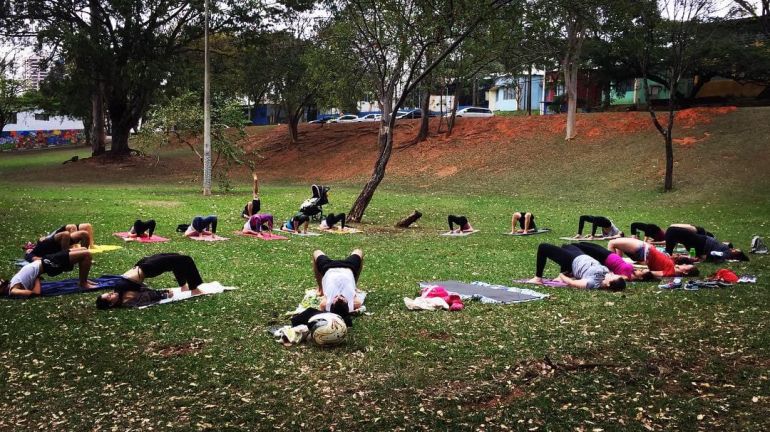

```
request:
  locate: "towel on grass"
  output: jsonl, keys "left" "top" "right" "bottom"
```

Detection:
{"left": 284, "top": 288, "right": 368, "bottom": 316}
{"left": 90, "top": 244, "right": 123, "bottom": 253}
{"left": 419, "top": 281, "right": 548, "bottom": 304}
{"left": 512, "top": 278, "right": 568, "bottom": 288}
{"left": 441, "top": 230, "right": 480, "bottom": 237}
{"left": 114, "top": 232, "right": 170, "bottom": 243}
{"left": 275, "top": 229, "right": 320, "bottom": 237}
{"left": 506, "top": 229, "right": 550, "bottom": 236}
{"left": 236, "top": 231, "right": 288, "bottom": 240}
{"left": 137, "top": 282, "right": 237, "bottom": 309}
{"left": 322, "top": 227, "right": 363, "bottom": 234}
{"left": 187, "top": 234, "right": 229, "bottom": 241}
{"left": 4, "top": 275, "right": 124, "bottom": 298}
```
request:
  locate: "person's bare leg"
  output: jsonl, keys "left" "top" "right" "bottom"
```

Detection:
{"left": 524, "top": 213, "right": 532, "bottom": 232}
{"left": 53, "top": 232, "right": 72, "bottom": 252}
{"left": 64, "top": 224, "right": 77, "bottom": 233}
{"left": 312, "top": 250, "right": 325, "bottom": 294}
{"left": 78, "top": 223, "right": 94, "bottom": 248}
{"left": 511, "top": 212, "right": 521, "bottom": 233}
{"left": 70, "top": 249, "right": 97, "bottom": 289}
{"left": 351, "top": 248, "right": 364, "bottom": 282}
{"left": 245, "top": 201, "right": 253, "bottom": 217}
{"left": 252, "top": 172, "right": 259, "bottom": 198}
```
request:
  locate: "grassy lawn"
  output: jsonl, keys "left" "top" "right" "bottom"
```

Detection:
{"left": 1, "top": 111, "right": 769, "bottom": 431}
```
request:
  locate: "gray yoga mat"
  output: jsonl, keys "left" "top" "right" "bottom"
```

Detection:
{"left": 419, "top": 281, "right": 549, "bottom": 304}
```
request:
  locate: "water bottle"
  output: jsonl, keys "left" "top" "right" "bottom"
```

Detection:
{"left": 688, "top": 248, "right": 696, "bottom": 258}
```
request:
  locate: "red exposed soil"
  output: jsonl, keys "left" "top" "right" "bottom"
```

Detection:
{"left": 241, "top": 107, "right": 736, "bottom": 183}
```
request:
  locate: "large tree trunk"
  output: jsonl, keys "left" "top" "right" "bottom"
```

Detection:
{"left": 91, "top": 82, "right": 106, "bottom": 156}
{"left": 447, "top": 83, "right": 462, "bottom": 136}
{"left": 110, "top": 122, "right": 132, "bottom": 155}
{"left": 416, "top": 86, "right": 431, "bottom": 142}
{"left": 348, "top": 97, "right": 395, "bottom": 222}
{"left": 563, "top": 17, "right": 585, "bottom": 140}
{"left": 287, "top": 107, "right": 301, "bottom": 144}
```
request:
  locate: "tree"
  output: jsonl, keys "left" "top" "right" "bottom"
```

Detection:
{"left": 640, "top": 0, "right": 715, "bottom": 191}
{"left": 0, "top": 58, "right": 28, "bottom": 135}
{"left": 328, "top": 0, "right": 512, "bottom": 222}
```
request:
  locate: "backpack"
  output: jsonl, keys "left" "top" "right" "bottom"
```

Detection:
{"left": 750, "top": 236, "right": 768, "bottom": 254}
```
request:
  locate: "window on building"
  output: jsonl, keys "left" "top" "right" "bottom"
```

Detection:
{"left": 502, "top": 87, "right": 516, "bottom": 100}
{"left": 650, "top": 85, "right": 662, "bottom": 97}
{"left": 34, "top": 113, "right": 50, "bottom": 121}
{"left": 7, "top": 112, "right": 18, "bottom": 124}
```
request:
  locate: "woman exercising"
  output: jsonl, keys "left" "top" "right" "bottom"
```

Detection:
{"left": 608, "top": 237, "right": 699, "bottom": 277}
{"left": 242, "top": 172, "right": 261, "bottom": 219}
{"left": 243, "top": 213, "right": 274, "bottom": 234}
{"left": 664, "top": 226, "right": 748, "bottom": 262}
{"left": 95, "top": 253, "right": 205, "bottom": 309}
{"left": 128, "top": 219, "right": 156, "bottom": 238}
{"left": 527, "top": 243, "right": 626, "bottom": 290}
{"left": 570, "top": 242, "right": 638, "bottom": 280}
{"left": 25, "top": 228, "right": 91, "bottom": 262}
{"left": 510, "top": 211, "right": 536, "bottom": 233}
{"left": 630, "top": 222, "right": 665, "bottom": 243}
{"left": 448, "top": 215, "right": 474, "bottom": 233}
{"left": 667, "top": 223, "right": 713, "bottom": 238}
{"left": 319, "top": 213, "right": 346, "bottom": 230}
{"left": 574, "top": 215, "right": 623, "bottom": 239}
{"left": 281, "top": 213, "right": 310, "bottom": 234}
{"left": 2, "top": 249, "right": 96, "bottom": 297}
{"left": 184, "top": 215, "right": 218, "bottom": 237}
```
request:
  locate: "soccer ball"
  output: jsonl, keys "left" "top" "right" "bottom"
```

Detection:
{"left": 307, "top": 313, "right": 347, "bottom": 346}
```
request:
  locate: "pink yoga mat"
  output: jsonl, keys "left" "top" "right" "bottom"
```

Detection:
{"left": 188, "top": 234, "right": 229, "bottom": 242}
{"left": 114, "top": 232, "right": 170, "bottom": 243}
{"left": 512, "top": 278, "right": 568, "bottom": 287}
{"left": 235, "top": 231, "right": 288, "bottom": 241}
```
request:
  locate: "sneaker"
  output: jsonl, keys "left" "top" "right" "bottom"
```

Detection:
{"left": 738, "top": 275, "right": 757, "bottom": 283}
{"left": 684, "top": 280, "right": 700, "bottom": 291}
{"left": 659, "top": 278, "right": 682, "bottom": 289}
{"left": 750, "top": 236, "right": 768, "bottom": 254}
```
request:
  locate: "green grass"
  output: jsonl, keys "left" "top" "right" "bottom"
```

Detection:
{"left": 1, "top": 111, "right": 769, "bottom": 431}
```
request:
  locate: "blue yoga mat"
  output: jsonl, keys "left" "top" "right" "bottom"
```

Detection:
{"left": 37, "top": 275, "right": 124, "bottom": 297}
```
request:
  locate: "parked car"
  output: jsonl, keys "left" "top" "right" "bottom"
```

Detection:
{"left": 357, "top": 113, "right": 382, "bottom": 122}
{"left": 446, "top": 107, "right": 494, "bottom": 118}
{"left": 308, "top": 115, "right": 339, "bottom": 124}
{"left": 328, "top": 114, "right": 360, "bottom": 123}
{"left": 396, "top": 109, "right": 422, "bottom": 119}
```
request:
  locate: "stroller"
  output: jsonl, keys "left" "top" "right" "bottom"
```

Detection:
{"left": 299, "top": 184, "right": 330, "bottom": 222}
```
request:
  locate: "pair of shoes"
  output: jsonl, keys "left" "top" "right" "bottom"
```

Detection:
{"left": 684, "top": 280, "right": 701, "bottom": 291}
{"left": 659, "top": 278, "right": 682, "bottom": 289}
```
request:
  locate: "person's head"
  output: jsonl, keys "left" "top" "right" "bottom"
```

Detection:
{"left": 95, "top": 291, "right": 121, "bottom": 310}
{"left": 0, "top": 279, "right": 9, "bottom": 297}
{"left": 727, "top": 249, "right": 749, "bottom": 262}
{"left": 294, "top": 214, "right": 309, "bottom": 226}
{"left": 602, "top": 274, "right": 626, "bottom": 291}
{"left": 633, "top": 269, "right": 658, "bottom": 281}
{"left": 329, "top": 297, "right": 353, "bottom": 327}
{"left": 675, "top": 264, "right": 699, "bottom": 276}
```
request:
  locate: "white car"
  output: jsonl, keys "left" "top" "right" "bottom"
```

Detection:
{"left": 447, "top": 107, "right": 494, "bottom": 118}
{"left": 329, "top": 114, "right": 359, "bottom": 123}
{"left": 357, "top": 113, "right": 382, "bottom": 122}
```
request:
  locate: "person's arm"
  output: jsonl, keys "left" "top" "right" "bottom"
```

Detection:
{"left": 9, "top": 278, "right": 42, "bottom": 297}
{"left": 557, "top": 273, "right": 588, "bottom": 289}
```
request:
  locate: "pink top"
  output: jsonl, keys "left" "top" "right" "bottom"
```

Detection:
{"left": 605, "top": 253, "right": 634, "bottom": 278}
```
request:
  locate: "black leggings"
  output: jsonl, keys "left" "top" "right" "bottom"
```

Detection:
{"left": 515, "top": 212, "right": 537, "bottom": 230}
{"left": 325, "top": 213, "right": 346, "bottom": 229}
{"left": 630, "top": 222, "right": 664, "bottom": 241}
{"left": 135, "top": 253, "right": 204, "bottom": 290}
{"left": 132, "top": 219, "right": 156, "bottom": 237}
{"left": 578, "top": 215, "right": 612, "bottom": 237}
{"left": 571, "top": 241, "right": 611, "bottom": 264}
{"left": 192, "top": 215, "right": 217, "bottom": 233}
{"left": 694, "top": 226, "right": 714, "bottom": 238}
{"left": 448, "top": 215, "right": 469, "bottom": 231}
{"left": 535, "top": 243, "right": 581, "bottom": 277}
{"left": 242, "top": 199, "right": 261, "bottom": 217}
{"left": 665, "top": 226, "right": 707, "bottom": 255}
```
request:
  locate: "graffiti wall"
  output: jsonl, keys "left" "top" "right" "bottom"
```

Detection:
{"left": 0, "top": 129, "right": 84, "bottom": 151}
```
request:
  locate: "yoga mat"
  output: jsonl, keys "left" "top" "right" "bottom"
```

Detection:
{"left": 441, "top": 230, "right": 480, "bottom": 237}
{"left": 284, "top": 289, "right": 368, "bottom": 316}
{"left": 137, "top": 282, "right": 237, "bottom": 309}
{"left": 558, "top": 236, "right": 618, "bottom": 242}
{"left": 4, "top": 275, "right": 124, "bottom": 298}
{"left": 419, "top": 281, "right": 548, "bottom": 304}
{"left": 187, "top": 234, "right": 229, "bottom": 241}
{"left": 236, "top": 231, "right": 288, "bottom": 240}
{"left": 506, "top": 229, "right": 551, "bottom": 236}
{"left": 113, "top": 232, "right": 170, "bottom": 243}
{"left": 90, "top": 244, "right": 123, "bottom": 253}
{"left": 322, "top": 227, "right": 363, "bottom": 234}
{"left": 513, "top": 278, "right": 568, "bottom": 288}
{"left": 274, "top": 229, "right": 320, "bottom": 237}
